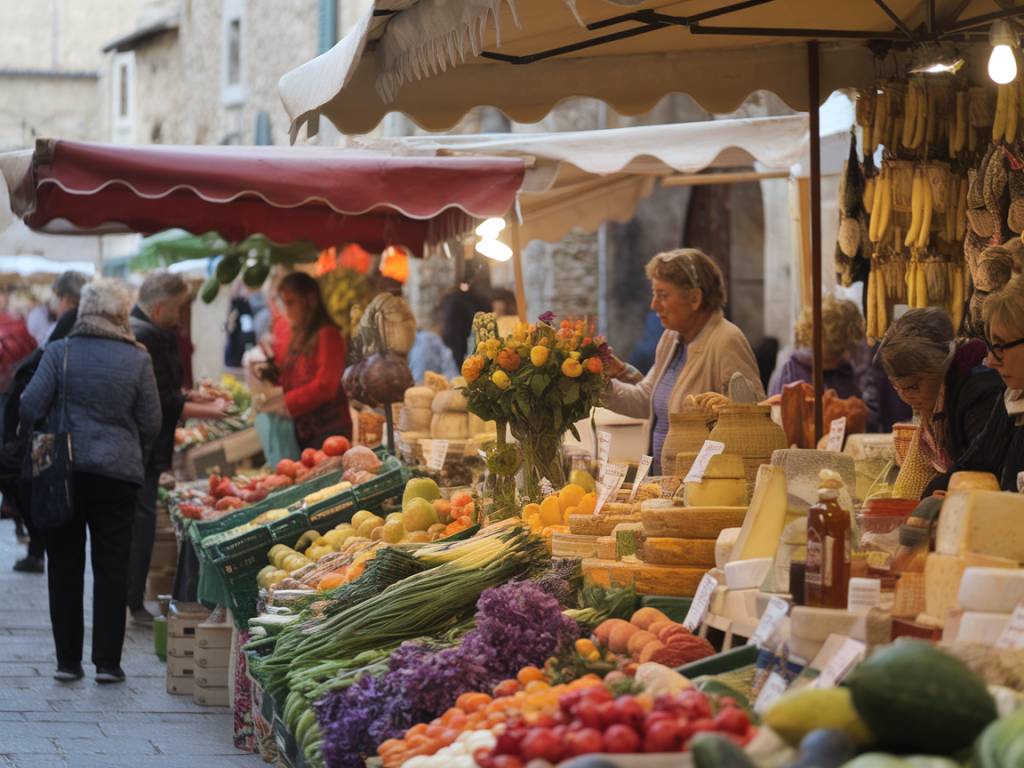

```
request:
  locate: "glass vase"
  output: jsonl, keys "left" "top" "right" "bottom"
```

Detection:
{"left": 484, "top": 422, "right": 520, "bottom": 521}
{"left": 511, "top": 425, "right": 567, "bottom": 503}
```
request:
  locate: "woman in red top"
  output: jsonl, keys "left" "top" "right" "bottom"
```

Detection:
{"left": 271, "top": 272, "right": 351, "bottom": 449}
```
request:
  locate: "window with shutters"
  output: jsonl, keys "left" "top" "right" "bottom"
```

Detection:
{"left": 221, "top": 0, "right": 245, "bottom": 106}
{"left": 112, "top": 51, "right": 135, "bottom": 144}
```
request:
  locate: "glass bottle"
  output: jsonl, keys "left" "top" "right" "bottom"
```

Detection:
{"left": 805, "top": 469, "right": 851, "bottom": 609}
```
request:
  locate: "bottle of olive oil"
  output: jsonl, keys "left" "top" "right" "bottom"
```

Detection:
{"left": 805, "top": 469, "right": 851, "bottom": 608}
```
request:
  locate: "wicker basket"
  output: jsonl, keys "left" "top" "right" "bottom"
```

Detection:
{"left": 889, "top": 160, "right": 915, "bottom": 213}
{"left": 891, "top": 423, "right": 917, "bottom": 466}
{"left": 661, "top": 408, "right": 710, "bottom": 476}
{"left": 708, "top": 404, "right": 788, "bottom": 491}
{"left": 892, "top": 428, "right": 937, "bottom": 500}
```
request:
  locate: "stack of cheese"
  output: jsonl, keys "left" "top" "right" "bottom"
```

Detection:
{"left": 919, "top": 490, "right": 1024, "bottom": 636}
{"left": 396, "top": 377, "right": 496, "bottom": 463}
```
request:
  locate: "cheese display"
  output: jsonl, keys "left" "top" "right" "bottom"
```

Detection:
{"left": 730, "top": 464, "right": 788, "bottom": 561}
{"left": 569, "top": 509, "right": 640, "bottom": 537}
{"left": 581, "top": 558, "right": 706, "bottom": 597}
{"left": 642, "top": 537, "right": 717, "bottom": 567}
{"left": 431, "top": 389, "right": 468, "bottom": 413}
{"left": 403, "top": 386, "right": 436, "bottom": 409}
{"left": 724, "top": 558, "right": 773, "bottom": 590}
{"left": 936, "top": 491, "right": 1024, "bottom": 562}
{"left": 770, "top": 449, "right": 856, "bottom": 516}
{"left": 429, "top": 412, "right": 469, "bottom": 440}
{"left": 682, "top": 453, "right": 748, "bottom": 507}
{"left": 641, "top": 506, "right": 747, "bottom": 539}
{"left": 923, "top": 552, "right": 1018, "bottom": 626}
{"left": 947, "top": 471, "right": 1001, "bottom": 493}
{"left": 398, "top": 405, "right": 433, "bottom": 432}
{"left": 958, "top": 567, "right": 1024, "bottom": 613}
{"left": 596, "top": 536, "right": 617, "bottom": 560}
{"left": 955, "top": 611, "right": 1012, "bottom": 645}
{"left": 714, "top": 527, "right": 741, "bottom": 569}
{"left": 764, "top": 517, "right": 808, "bottom": 594}
{"left": 550, "top": 532, "right": 600, "bottom": 559}
{"left": 613, "top": 523, "right": 645, "bottom": 559}
{"left": 892, "top": 572, "right": 927, "bottom": 618}
{"left": 790, "top": 606, "right": 867, "bottom": 643}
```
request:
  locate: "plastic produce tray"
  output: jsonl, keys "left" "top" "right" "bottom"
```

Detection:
{"left": 641, "top": 595, "right": 694, "bottom": 623}
{"left": 352, "top": 454, "right": 407, "bottom": 510}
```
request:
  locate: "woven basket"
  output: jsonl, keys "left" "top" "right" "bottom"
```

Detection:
{"left": 708, "top": 405, "right": 788, "bottom": 491}
{"left": 892, "top": 428, "right": 938, "bottom": 500}
{"left": 890, "top": 160, "right": 915, "bottom": 212}
{"left": 891, "top": 423, "right": 917, "bottom": 466}
{"left": 925, "top": 162, "right": 951, "bottom": 214}
{"left": 661, "top": 408, "right": 710, "bottom": 476}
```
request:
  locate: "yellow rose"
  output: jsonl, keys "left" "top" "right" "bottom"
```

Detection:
{"left": 491, "top": 370, "right": 511, "bottom": 390}
{"left": 570, "top": 351, "right": 581, "bottom": 360}
{"left": 530, "top": 345, "right": 550, "bottom": 367}
{"left": 561, "top": 358, "right": 583, "bottom": 378}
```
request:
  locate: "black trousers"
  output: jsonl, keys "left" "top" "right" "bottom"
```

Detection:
{"left": 45, "top": 472, "right": 136, "bottom": 669}
{"left": 126, "top": 465, "right": 159, "bottom": 610}
{"left": 15, "top": 481, "right": 45, "bottom": 558}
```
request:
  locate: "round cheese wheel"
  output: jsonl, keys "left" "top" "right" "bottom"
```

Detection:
{"left": 404, "top": 386, "right": 435, "bottom": 409}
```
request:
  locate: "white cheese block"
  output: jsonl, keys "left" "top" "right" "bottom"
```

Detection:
{"left": 923, "top": 552, "right": 1018, "bottom": 626}
{"left": 787, "top": 634, "right": 826, "bottom": 663}
{"left": 398, "top": 406, "right": 433, "bottom": 433}
{"left": 715, "top": 528, "right": 741, "bottom": 569}
{"left": 724, "top": 558, "right": 773, "bottom": 590}
{"left": 769, "top": 449, "right": 856, "bottom": 515}
{"left": 789, "top": 606, "right": 867, "bottom": 643}
{"left": 431, "top": 389, "right": 468, "bottom": 413}
{"left": 959, "top": 567, "right": 1024, "bottom": 613}
{"left": 956, "top": 611, "right": 1011, "bottom": 646}
{"left": 430, "top": 412, "right": 469, "bottom": 440}
{"left": 936, "top": 491, "right": 1024, "bottom": 562}
{"left": 404, "top": 386, "right": 435, "bottom": 409}
{"left": 730, "top": 464, "right": 787, "bottom": 561}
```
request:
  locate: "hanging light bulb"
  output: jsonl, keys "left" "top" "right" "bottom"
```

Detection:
{"left": 475, "top": 238, "right": 512, "bottom": 262}
{"left": 474, "top": 217, "right": 506, "bottom": 239}
{"left": 989, "top": 20, "right": 1018, "bottom": 85}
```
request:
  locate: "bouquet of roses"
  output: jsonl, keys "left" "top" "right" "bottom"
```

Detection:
{"left": 460, "top": 311, "right": 609, "bottom": 503}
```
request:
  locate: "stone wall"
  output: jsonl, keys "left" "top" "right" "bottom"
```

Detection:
{"left": 0, "top": 74, "right": 100, "bottom": 150}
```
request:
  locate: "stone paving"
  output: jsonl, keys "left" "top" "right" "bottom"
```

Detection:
{"left": 0, "top": 519, "right": 265, "bottom": 768}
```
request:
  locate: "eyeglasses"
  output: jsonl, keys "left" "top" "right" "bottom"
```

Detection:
{"left": 656, "top": 251, "right": 701, "bottom": 289}
{"left": 890, "top": 377, "right": 922, "bottom": 395}
{"left": 985, "top": 336, "right": 1024, "bottom": 362}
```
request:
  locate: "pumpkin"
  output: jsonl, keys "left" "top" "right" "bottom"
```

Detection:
{"left": 360, "top": 352, "right": 413, "bottom": 404}
{"left": 342, "top": 359, "right": 376, "bottom": 406}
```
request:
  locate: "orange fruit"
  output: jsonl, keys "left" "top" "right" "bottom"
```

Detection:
{"left": 517, "top": 666, "right": 546, "bottom": 685}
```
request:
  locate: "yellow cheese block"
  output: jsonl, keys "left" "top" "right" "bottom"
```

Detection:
{"left": 923, "top": 552, "right": 1018, "bottom": 626}
{"left": 596, "top": 536, "right": 617, "bottom": 560}
{"left": 936, "top": 491, "right": 1024, "bottom": 562}
{"left": 550, "top": 532, "right": 600, "bottom": 559}
{"left": 684, "top": 477, "right": 748, "bottom": 507}
{"left": 642, "top": 537, "right": 717, "bottom": 567}
{"left": 582, "top": 558, "right": 706, "bottom": 597}
{"left": 568, "top": 514, "right": 640, "bottom": 536}
{"left": 641, "top": 506, "right": 748, "bottom": 540}
{"left": 730, "top": 464, "right": 787, "bottom": 561}
{"left": 892, "top": 572, "right": 926, "bottom": 618}
{"left": 947, "top": 471, "right": 1000, "bottom": 493}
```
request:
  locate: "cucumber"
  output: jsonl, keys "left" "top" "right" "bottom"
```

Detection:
{"left": 845, "top": 640, "right": 997, "bottom": 755}
{"left": 691, "top": 732, "right": 757, "bottom": 768}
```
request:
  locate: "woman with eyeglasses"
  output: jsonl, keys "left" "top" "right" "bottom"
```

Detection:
{"left": 603, "top": 248, "right": 763, "bottom": 474}
{"left": 878, "top": 308, "right": 1003, "bottom": 496}
{"left": 933, "top": 276, "right": 1024, "bottom": 492}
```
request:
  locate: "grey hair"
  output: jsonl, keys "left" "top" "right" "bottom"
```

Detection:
{"left": 52, "top": 271, "right": 87, "bottom": 301}
{"left": 137, "top": 271, "right": 189, "bottom": 312}
{"left": 983, "top": 275, "right": 1024, "bottom": 337}
{"left": 878, "top": 308, "right": 955, "bottom": 380}
{"left": 78, "top": 278, "right": 134, "bottom": 323}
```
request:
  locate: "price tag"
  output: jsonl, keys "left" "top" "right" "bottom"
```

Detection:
{"left": 826, "top": 417, "right": 847, "bottom": 453}
{"left": 594, "top": 463, "right": 628, "bottom": 515}
{"left": 425, "top": 440, "right": 449, "bottom": 471}
{"left": 809, "top": 635, "right": 866, "bottom": 688}
{"left": 754, "top": 672, "right": 789, "bottom": 714}
{"left": 683, "top": 574, "right": 719, "bottom": 631}
{"left": 597, "top": 431, "right": 612, "bottom": 480}
{"left": 628, "top": 456, "right": 654, "bottom": 501}
{"left": 684, "top": 440, "right": 725, "bottom": 484}
{"left": 997, "top": 601, "right": 1024, "bottom": 649}
{"left": 748, "top": 597, "right": 790, "bottom": 649}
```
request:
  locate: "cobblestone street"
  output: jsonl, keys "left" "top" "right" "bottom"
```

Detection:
{"left": 0, "top": 520, "right": 264, "bottom": 768}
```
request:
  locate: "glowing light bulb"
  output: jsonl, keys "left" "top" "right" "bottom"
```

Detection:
{"left": 474, "top": 217, "right": 506, "bottom": 239}
{"left": 475, "top": 238, "right": 512, "bottom": 262}
{"left": 989, "top": 44, "right": 1018, "bottom": 84}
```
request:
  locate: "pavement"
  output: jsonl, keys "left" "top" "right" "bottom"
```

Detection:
{"left": 0, "top": 519, "right": 266, "bottom": 768}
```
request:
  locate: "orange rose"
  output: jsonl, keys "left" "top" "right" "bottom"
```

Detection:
{"left": 584, "top": 357, "right": 603, "bottom": 374}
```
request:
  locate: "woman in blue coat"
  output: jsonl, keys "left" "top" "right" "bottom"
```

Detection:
{"left": 20, "top": 279, "right": 161, "bottom": 684}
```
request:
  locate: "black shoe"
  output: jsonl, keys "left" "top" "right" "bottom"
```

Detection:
{"left": 14, "top": 521, "right": 29, "bottom": 544}
{"left": 129, "top": 606, "right": 155, "bottom": 627}
{"left": 54, "top": 665, "right": 84, "bottom": 682}
{"left": 95, "top": 666, "right": 125, "bottom": 684}
{"left": 13, "top": 556, "right": 44, "bottom": 573}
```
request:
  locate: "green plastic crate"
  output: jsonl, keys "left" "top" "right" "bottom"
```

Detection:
{"left": 641, "top": 595, "right": 694, "bottom": 623}
{"left": 352, "top": 455, "right": 406, "bottom": 509}
{"left": 303, "top": 489, "right": 357, "bottom": 530}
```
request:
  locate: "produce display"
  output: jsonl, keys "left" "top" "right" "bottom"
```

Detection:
{"left": 174, "top": 375, "right": 253, "bottom": 451}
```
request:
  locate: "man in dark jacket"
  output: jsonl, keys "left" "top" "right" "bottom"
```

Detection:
{"left": 128, "top": 273, "right": 227, "bottom": 625}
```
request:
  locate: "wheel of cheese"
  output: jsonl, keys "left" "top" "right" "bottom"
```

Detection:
{"left": 431, "top": 389, "right": 468, "bottom": 413}
{"left": 404, "top": 386, "right": 435, "bottom": 409}
{"left": 642, "top": 537, "right": 717, "bottom": 567}
{"left": 398, "top": 406, "right": 433, "bottom": 433}
{"left": 958, "top": 567, "right": 1024, "bottom": 613}
{"left": 596, "top": 536, "right": 617, "bottom": 560}
{"left": 430, "top": 412, "right": 469, "bottom": 439}
{"left": 550, "top": 532, "right": 600, "bottom": 559}
{"left": 641, "top": 506, "right": 747, "bottom": 539}
{"left": 582, "top": 558, "right": 706, "bottom": 597}
{"left": 568, "top": 513, "right": 640, "bottom": 537}
{"left": 956, "top": 611, "right": 1011, "bottom": 645}
{"left": 947, "top": 471, "right": 1000, "bottom": 493}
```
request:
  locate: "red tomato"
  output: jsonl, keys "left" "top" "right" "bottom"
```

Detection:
{"left": 580, "top": 686, "right": 614, "bottom": 704}
{"left": 301, "top": 448, "right": 318, "bottom": 468}
{"left": 491, "top": 756, "right": 523, "bottom": 768}
{"left": 519, "top": 728, "right": 563, "bottom": 763}
{"left": 643, "top": 720, "right": 680, "bottom": 753}
{"left": 473, "top": 747, "right": 496, "bottom": 768}
{"left": 603, "top": 724, "right": 640, "bottom": 754}
{"left": 314, "top": 450, "right": 328, "bottom": 465}
{"left": 597, "top": 700, "right": 621, "bottom": 728}
{"left": 689, "top": 718, "right": 717, "bottom": 735}
{"left": 613, "top": 696, "right": 645, "bottom": 728}
{"left": 713, "top": 707, "right": 750, "bottom": 736}
{"left": 490, "top": 732, "right": 521, "bottom": 756}
{"left": 208, "top": 474, "right": 220, "bottom": 492}
{"left": 566, "top": 728, "right": 604, "bottom": 757}
{"left": 559, "top": 691, "right": 583, "bottom": 715}
{"left": 276, "top": 460, "right": 297, "bottom": 478}
{"left": 644, "top": 710, "right": 676, "bottom": 730}
{"left": 492, "top": 679, "right": 520, "bottom": 698}
{"left": 322, "top": 436, "right": 350, "bottom": 456}
{"left": 573, "top": 699, "right": 604, "bottom": 730}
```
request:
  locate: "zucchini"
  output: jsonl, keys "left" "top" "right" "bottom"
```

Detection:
{"left": 691, "top": 732, "right": 757, "bottom": 768}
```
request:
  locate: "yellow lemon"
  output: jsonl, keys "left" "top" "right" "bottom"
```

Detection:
{"left": 530, "top": 345, "right": 550, "bottom": 367}
{"left": 491, "top": 370, "right": 511, "bottom": 389}
{"left": 577, "top": 492, "right": 597, "bottom": 516}
{"left": 539, "top": 496, "right": 563, "bottom": 526}
{"left": 561, "top": 358, "right": 583, "bottom": 378}
{"left": 522, "top": 502, "right": 542, "bottom": 519}
{"left": 558, "top": 483, "right": 586, "bottom": 512}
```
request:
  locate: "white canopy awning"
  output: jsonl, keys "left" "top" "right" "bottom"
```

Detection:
{"left": 348, "top": 114, "right": 819, "bottom": 244}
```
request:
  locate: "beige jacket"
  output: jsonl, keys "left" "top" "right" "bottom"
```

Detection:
{"left": 603, "top": 312, "right": 764, "bottom": 455}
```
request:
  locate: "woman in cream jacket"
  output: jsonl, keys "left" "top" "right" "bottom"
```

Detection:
{"left": 604, "top": 249, "right": 763, "bottom": 473}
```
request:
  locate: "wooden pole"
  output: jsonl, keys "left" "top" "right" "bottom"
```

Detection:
{"left": 661, "top": 169, "right": 791, "bottom": 187}
{"left": 510, "top": 220, "right": 528, "bottom": 322}
{"left": 808, "top": 40, "right": 824, "bottom": 443}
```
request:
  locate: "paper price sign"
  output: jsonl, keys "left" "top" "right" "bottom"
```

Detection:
{"left": 997, "top": 601, "right": 1024, "bottom": 649}
{"left": 683, "top": 574, "right": 719, "bottom": 631}
{"left": 809, "top": 635, "right": 866, "bottom": 688}
{"left": 594, "top": 462, "right": 628, "bottom": 515}
{"left": 754, "top": 672, "right": 789, "bottom": 714}
{"left": 425, "top": 440, "right": 449, "bottom": 471}
{"left": 628, "top": 456, "right": 654, "bottom": 501}
{"left": 748, "top": 596, "right": 790, "bottom": 649}
{"left": 684, "top": 440, "right": 725, "bottom": 484}
{"left": 826, "top": 417, "right": 847, "bottom": 453}
{"left": 597, "top": 431, "right": 612, "bottom": 480}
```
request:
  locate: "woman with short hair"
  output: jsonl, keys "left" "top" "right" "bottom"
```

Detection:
{"left": 603, "top": 248, "right": 763, "bottom": 474}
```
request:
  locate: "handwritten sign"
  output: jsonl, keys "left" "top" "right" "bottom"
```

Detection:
{"left": 684, "top": 440, "right": 726, "bottom": 484}
{"left": 997, "top": 601, "right": 1024, "bottom": 649}
{"left": 628, "top": 456, "right": 654, "bottom": 501}
{"left": 748, "top": 597, "right": 790, "bottom": 649}
{"left": 809, "top": 635, "right": 866, "bottom": 688}
{"left": 826, "top": 417, "right": 847, "bottom": 453}
{"left": 683, "top": 574, "right": 719, "bottom": 631}
{"left": 754, "top": 672, "right": 789, "bottom": 714}
{"left": 425, "top": 440, "right": 449, "bottom": 471}
{"left": 594, "top": 463, "right": 628, "bottom": 515}
{"left": 597, "top": 431, "right": 612, "bottom": 481}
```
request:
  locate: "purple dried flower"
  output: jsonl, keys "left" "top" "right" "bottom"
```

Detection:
{"left": 538, "top": 311, "right": 556, "bottom": 325}
{"left": 597, "top": 342, "right": 612, "bottom": 362}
